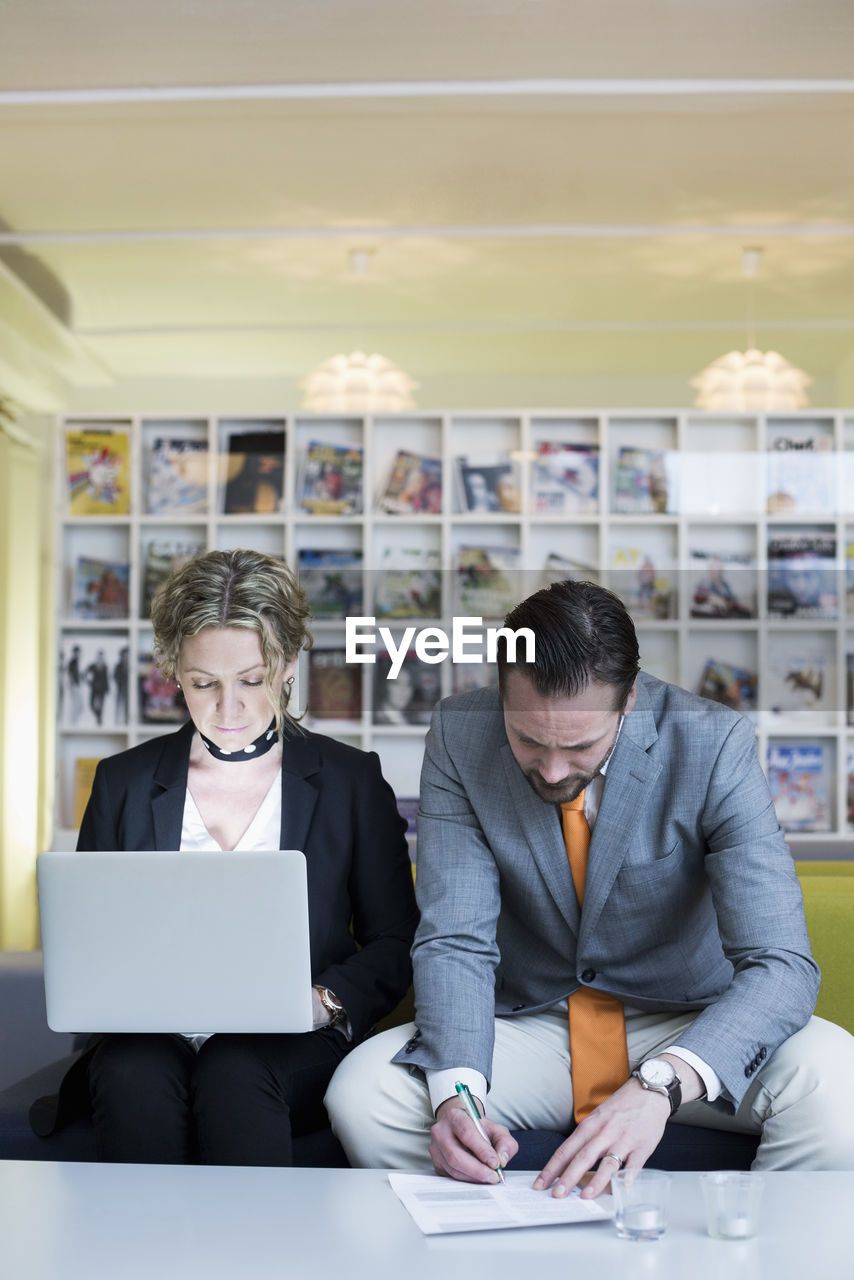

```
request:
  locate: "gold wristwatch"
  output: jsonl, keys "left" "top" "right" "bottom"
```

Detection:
{"left": 315, "top": 985, "right": 345, "bottom": 1025}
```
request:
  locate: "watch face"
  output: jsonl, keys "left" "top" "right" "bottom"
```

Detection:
{"left": 641, "top": 1059, "right": 676, "bottom": 1087}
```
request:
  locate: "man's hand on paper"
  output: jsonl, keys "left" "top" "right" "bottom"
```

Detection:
{"left": 534, "top": 1055, "right": 705, "bottom": 1199}
{"left": 431, "top": 1096, "right": 519, "bottom": 1183}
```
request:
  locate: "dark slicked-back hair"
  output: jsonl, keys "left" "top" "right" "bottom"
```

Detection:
{"left": 496, "top": 578, "right": 640, "bottom": 710}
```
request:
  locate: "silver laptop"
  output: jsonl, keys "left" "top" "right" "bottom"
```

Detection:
{"left": 37, "top": 849, "right": 314, "bottom": 1034}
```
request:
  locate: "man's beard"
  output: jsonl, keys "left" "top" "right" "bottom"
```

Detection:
{"left": 520, "top": 733, "right": 619, "bottom": 805}
{"left": 521, "top": 768, "right": 594, "bottom": 805}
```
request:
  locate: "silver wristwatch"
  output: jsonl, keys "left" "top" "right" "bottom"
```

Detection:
{"left": 631, "top": 1057, "right": 682, "bottom": 1116}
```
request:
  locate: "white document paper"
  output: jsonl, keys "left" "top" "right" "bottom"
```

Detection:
{"left": 388, "top": 1170, "right": 614, "bottom": 1235}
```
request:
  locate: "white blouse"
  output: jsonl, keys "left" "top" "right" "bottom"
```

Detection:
{"left": 180, "top": 773, "right": 282, "bottom": 852}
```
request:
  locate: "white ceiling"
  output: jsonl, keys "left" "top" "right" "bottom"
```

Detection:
{"left": 1, "top": 0, "right": 853, "bottom": 411}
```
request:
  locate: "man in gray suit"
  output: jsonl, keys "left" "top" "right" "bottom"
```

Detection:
{"left": 327, "top": 580, "right": 854, "bottom": 1189}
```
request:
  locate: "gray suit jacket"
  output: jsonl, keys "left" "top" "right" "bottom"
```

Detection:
{"left": 396, "top": 672, "right": 819, "bottom": 1107}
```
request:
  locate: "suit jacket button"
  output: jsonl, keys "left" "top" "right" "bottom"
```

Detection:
{"left": 745, "top": 1064, "right": 753, "bottom": 1077}
{"left": 404, "top": 1039, "right": 416, "bottom": 1053}
{"left": 512, "top": 1004, "right": 525, "bottom": 1011}
{"left": 581, "top": 969, "right": 596, "bottom": 983}
{"left": 759, "top": 1047, "right": 767, "bottom": 1061}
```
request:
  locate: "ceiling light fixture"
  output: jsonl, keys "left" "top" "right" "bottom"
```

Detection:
{"left": 691, "top": 247, "right": 812, "bottom": 411}
{"left": 300, "top": 351, "right": 418, "bottom": 413}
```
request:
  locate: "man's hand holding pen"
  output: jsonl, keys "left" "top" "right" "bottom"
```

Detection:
{"left": 430, "top": 1086, "right": 518, "bottom": 1184}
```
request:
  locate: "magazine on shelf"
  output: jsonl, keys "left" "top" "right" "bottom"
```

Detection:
{"left": 141, "top": 539, "right": 205, "bottom": 618}
{"left": 767, "top": 530, "right": 837, "bottom": 619}
{"left": 396, "top": 796, "right": 419, "bottom": 843}
{"left": 612, "top": 446, "right": 675, "bottom": 515}
{"left": 847, "top": 653, "right": 854, "bottom": 727}
{"left": 297, "top": 549, "right": 363, "bottom": 619}
{"left": 308, "top": 649, "right": 362, "bottom": 719}
{"left": 765, "top": 639, "right": 830, "bottom": 717}
{"left": 532, "top": 442, "right": 599, "bottom": 514}
{"left": 219, "top": 428, "right": 285, "bottom": 514}
{"left": 72, "top": 756, "right": 101, "bottom": 828}
{"left": 299, "top": 441, "right": 364, "bottom": 515}
{"left": 374, "top": 547, "right": 442, "bottom": 619}
{"left": 455, "top": 454, "right": 521, "bottom": 514}
{"left": 766, "top": 430, "right": 834, "bottom": 514}
{"left": 65, "top": 427, "right": 131, "bottom": 516}
{"left": 372, "top": 651, "right": 442, "bottom": 726}
{"left": 696, "top": 658, "right": 757, "bottom": 712}
{"left": 689, "top": 549, "right": 756, "bottom": 619}
{"left": 767, "top": 742, "right": 831, "bottom": 833}
{"left": 538, "top": 552, "right": 598, "bottom": 590}
{"left": 71, "top": 556, "right": 130, "bottom": 620}
{"left": 138, "top": 651, "right": 187, "bottom": 724}
{"left": 846, "top": 540, "right": 854, "bottom": 617}
{"left": 377, "top": 450, "right": 442, "bottom": 515}
{"left": 59, "top": 634, "right": 130, "bottom": 729}
{"left": 607, "top": 545, "right": 675, "bottom": 620}
{"left": 146, "top": 436, "right": 208, "bottom": 515}
{"left": 848, "top": 749, "right": 854, "bottom": 828}
{"left": 451, "top": 661, "right": 498, "bottom": 696}
{"left": 454, "top": 545, "right": 522, "bottom": 619}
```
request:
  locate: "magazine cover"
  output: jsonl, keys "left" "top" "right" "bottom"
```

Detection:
{"left": 395, "top": 796, "right": 419, "bottom": 843}
{"left": 299, "top": 441, "right": 364, "bottom": 515}
{"left": 308, "top": 649, "right": 362, "bottom": 719}
{"left": 689, "top": 549, "right": 756, "bottom": 619}
{"left": 451, "top": 661, "right": 498, "bottom": 696}
{"left": 72, "top": 756, "right": 101, "bottom": 828}
{"left": 612, "top": 446, "right": 674, "bottom": 515}
{"left": 141, "top": 539, "right": 205, "bottom": 618}
{"left": 538, "top": 552, "right": 598, "bottom": 590}
{"left": 767, "top": 742, "right": 831, "bottom": 832}
{"left": 454, "top": 545, "right": 522, "bottom": 619}
{"left": 848, "top": 749, "right": 854, "bottom": 828}
{"left": 767, "top": 530, "right": 837, "bottom": 619}
{"left": 71, "top": 556, "right": 130, "bottom": 620}
{"left": 378, "top": 451, "right": 443, "bottom": 514}
{"left": 146, "top": 436, "right": 208, "bottom": 515}
{"left": 766, "top": 431, "right": 834, "bottom": 514}
{"left": 298, "top": 549, "right": 363, "bottom": 619}
{"left": 455, "top": 455, "right": 521, "bottom": 514}
{"left": 696, "top": 658, "right": 757, "bottom": 712}
{"left": 66, "top": 427, "right": 131, "bottom": 516}
{"left": 765, "top": 638, "right": 829, "bottom": 716}
{"left": 59, "top": 634, "right": 129, "bottom": 729}
{"left": 374, "top": 547, "right": 442, "bottom": 619}
{"left": 607, "top": 545, "right": 675, "bottom": 620}
{"left": 372, "top": 651, "right": 442, "bottom": 726}
{"left": 847, "top": 653, "right": 854, "bottom": 728}
{"left": 532, "top": 442, "right": 599, "bottom": 514}
{"left": 220, "top": 429, "right": 285, "bottom": 514}
{"left": 847, "top": 540, "right": 854, "bottom": 617}
{"left": 138, "top": 651, "right": 187, "bottom": 724}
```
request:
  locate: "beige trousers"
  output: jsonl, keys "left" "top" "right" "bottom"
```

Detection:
{"left": 325, "top": 1008, "right": 854, "bottom": 1171}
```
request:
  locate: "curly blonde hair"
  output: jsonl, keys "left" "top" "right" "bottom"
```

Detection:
{"left": 150, "top": 549, "right": 313, "bottom": 733}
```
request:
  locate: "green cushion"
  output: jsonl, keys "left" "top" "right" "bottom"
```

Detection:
{"left": 796, "top": 863, "right": 854, "bottom": 1035}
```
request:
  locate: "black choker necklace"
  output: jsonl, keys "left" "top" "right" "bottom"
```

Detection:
{"left": 199, "top": 719, "right": 279, "bottom": 762}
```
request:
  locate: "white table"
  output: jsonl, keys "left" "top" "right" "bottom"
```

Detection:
{"left": 1, "top": 1162, "right": 851, "bottom": 1280}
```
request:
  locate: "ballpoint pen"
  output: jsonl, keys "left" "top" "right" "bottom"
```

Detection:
{"left": 455, "top": 1080, "right": 506, "bottom": 1183}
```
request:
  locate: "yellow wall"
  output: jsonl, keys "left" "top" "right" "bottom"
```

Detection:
{"left": 0, "top": 419, "right": 47, "bottom": 947}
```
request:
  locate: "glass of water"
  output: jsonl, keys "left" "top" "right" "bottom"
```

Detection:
{"left": 611, "top": 1169, "right": 672, "bottom": 1241}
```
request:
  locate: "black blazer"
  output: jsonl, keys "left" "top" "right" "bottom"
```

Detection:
{"left": 77, "top": 720, "right": 418, "bottom": 1044}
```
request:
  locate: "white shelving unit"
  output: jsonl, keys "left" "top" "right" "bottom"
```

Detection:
{"left": 54, "top": 410, "right": 854, "bottom": 852}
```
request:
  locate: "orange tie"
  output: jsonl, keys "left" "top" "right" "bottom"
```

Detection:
{"left": 561, "top": 790, "right": 629, "bottom": 1123}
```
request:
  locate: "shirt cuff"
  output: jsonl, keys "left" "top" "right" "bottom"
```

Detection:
{"left": 665, "top": 1045, "right": 722, "bottom": 1102}
{"left": 427, "top": 1067, "right": 488, "bottom": 1116}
